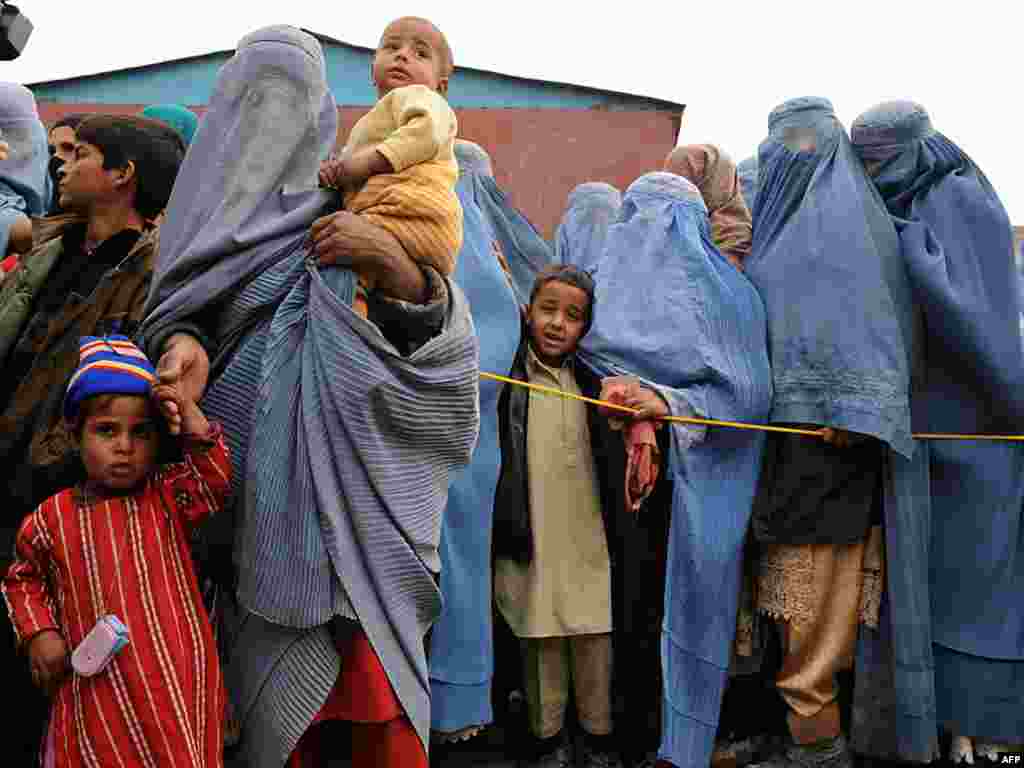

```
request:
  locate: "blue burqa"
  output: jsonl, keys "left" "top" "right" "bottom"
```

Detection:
{"left": 853, "top": 101, "right": 1024, "bottom": 742}
{"left": 554, "top": 182, "right": 621, "bottom": 273}
{"left": 428, "top": 140, "right": 521, "bottom": 734}
{"left": 139, "top": 27, "right": 480, "bottom": 763}
{"left": 0, "top": 83, "right": 50, "bottom": 255}
{"left": 747, "top": 97, "right": 938, "bottom": 762}
{"left": 737, "top": 155, "right": 758, "bottom": 219}
{"left": 465, "top": 143, "right": 553, "bottom": 304}
{"left": 581, "top": 172, "right": 772, "bottom": 768}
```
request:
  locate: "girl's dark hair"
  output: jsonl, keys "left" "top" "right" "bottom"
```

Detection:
{"left": 529, "top": 264, "right": 596, "bottom": 335}
{"left": 75, "top": 115, "right": 186, "bottom": 220}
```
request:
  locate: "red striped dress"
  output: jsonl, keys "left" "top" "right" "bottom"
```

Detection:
{"left": 2, "top": 426, "right": 231, "bottom": 768}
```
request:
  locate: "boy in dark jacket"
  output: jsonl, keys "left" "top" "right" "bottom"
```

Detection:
{"left": 493, "top": 265, "right": 627, "bottom": 768}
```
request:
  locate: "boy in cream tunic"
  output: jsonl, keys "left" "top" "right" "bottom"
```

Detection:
{"left": 494, "top": 266, "right": 620, "bottom": 768}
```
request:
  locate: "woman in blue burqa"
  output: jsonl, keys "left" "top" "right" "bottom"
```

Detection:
{"left": 853, "top": 101, "right": 1024, "bottom": 763}
{"left": 743, "top": 97, "right": 937, "bottom": 768}
{"left": 137, "top": 26, "right": 480, "bottom": 768}
{"left": 579, "top": 171, "right": 773, "bottom": 768}
{"left": 464, "top": 147, "right": 553, "bottom": 305}
{"left": 554, "top": 182, "right": 621, "bottom": 274}
{"left": 427, "top": 139, "right": 521, "bottom": 747}
{"left": 0, "top": 82, "right": 51, "bottom": 262}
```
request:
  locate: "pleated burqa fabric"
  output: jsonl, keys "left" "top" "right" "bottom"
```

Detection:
{"left": 581, "top": 172, "right": 772, "bottom": 768}
{"left": 854, "top": 100, "right": 1024, "bottom": 742}
{"left": 747, "top": 97, "right": 938, "bottom": 762}
{"left": 138, "top": 26, "right": 480, "bottom": 763}
{"left": 0, "top": 83, "right": 50, "bottom": 255}
{"left": 737, "top": 155, "right": 758, "bottom": 218}
{"left": 459, "top": 142, "right": 553, "bottom": 304}
{"left": 428, "top": 141, "right": 521, "bottom": 734}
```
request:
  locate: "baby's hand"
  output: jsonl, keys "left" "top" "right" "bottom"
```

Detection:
{"left": 0, "top": 140, "right": 10, "bottom": 162}
{"left": 153, "top": 383, "right": 210, "bottom": 438}
{"left": 28, "top": 630, "right": 69, "bottom": 695}
{"left": 318, "top": 154, "right": 348, "bottom": 190}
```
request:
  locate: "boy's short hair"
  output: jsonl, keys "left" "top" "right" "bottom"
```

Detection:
{"left": 529, "top": 264, "right": 596, "bottom": 335}
{"left": 51, "top": 113, "right": 86, "bottom": 133}
{"left": 75, "top": 115, "right": 186, "bottom": 220}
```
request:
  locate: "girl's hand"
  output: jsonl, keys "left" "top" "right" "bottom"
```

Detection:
{"left": 28, "top": 630, "right": 69, "bottom": 696}
{"left": 155, "top": 333, "right": 210, "bottom": 435}
{"left": 152, "top": 383, "right": 210, "bottom": 438}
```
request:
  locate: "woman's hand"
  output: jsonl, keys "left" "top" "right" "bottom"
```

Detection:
{"left": 820, "top": 427, "right": 855, "bottom": 449}
{"left": 155, "top": 333, "right": 210, "bottom": 435}
{"left": 308, "top": 211, "right": 426, "bottom": 303}
{"left": 600, "top": 377, "right": 669, "bottom": 420}
{"left": 28, "top": 630, "right": 69, "bottom": 696}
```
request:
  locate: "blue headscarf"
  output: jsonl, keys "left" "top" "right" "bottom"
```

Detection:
{"left": 745, "top": 97, "right": 916, "bottom": 455}
{"left": 141, "top": 104, "right": 199, "bottom": 147}
{"left": 0, "top": 83, "right": 50, "bottom": 255}
{"left": 553, "top": 182, "right": 621, "bottom": 273}
{"left": 580, "top": 172, "right": 772, "bottom": 768}
{"left": 737, "top": 155, "right": 758, "bottom": 218}
{"left": 854, "top": 101, "right": 1024, "bottom": 742}
{"left": 429, "top": 141, "right": 521, "bottom": 733}
{"left": 456, "top": 141, "right": 553, "bottom": 304}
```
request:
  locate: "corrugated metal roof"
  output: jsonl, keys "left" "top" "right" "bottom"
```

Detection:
{"left": 28, "top": 28, "right": 684, "bottom": 112}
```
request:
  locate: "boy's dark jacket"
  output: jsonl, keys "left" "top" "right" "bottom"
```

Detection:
{"left": 492, "top": 329, "right": 621, "bottom": 564}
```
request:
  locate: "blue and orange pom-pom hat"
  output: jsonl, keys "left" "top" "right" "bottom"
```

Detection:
{"left": 63, "top": 335, "right": 158, "bottom": 423}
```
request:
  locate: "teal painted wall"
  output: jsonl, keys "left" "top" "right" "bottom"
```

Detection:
{"left": 31, "top": 43, "right": 678, "bottom": 112}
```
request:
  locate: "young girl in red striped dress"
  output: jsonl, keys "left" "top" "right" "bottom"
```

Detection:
{"left": 2, "top": 335, "right": 231, "bottom": 767}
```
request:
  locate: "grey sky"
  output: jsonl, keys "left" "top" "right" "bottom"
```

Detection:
{"left": 5, "top": 1, "right": 1021, "bottom": 220}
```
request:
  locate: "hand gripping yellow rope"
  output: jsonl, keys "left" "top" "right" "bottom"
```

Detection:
{"left": 479, "top": 372, "right": 1024, "bottom": 442}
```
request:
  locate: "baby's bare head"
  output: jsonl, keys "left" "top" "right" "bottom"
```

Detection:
{"left": 373, "top": 17, "right": 454, "bottom": 97}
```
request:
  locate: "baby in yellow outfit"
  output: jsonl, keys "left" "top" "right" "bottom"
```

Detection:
{"left": 320, "top": 17, "right": 462, "bottom": 316}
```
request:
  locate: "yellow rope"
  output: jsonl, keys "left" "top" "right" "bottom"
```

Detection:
{"left": 479, "top": 372, "right": 825, "bottom": 437}
{"left": 479, "top": 371, "right": 1024, "bottom": 442}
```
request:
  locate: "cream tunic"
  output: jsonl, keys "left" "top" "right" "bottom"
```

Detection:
{"left": 494, "top": 347, "right": 612, "bottom": 638}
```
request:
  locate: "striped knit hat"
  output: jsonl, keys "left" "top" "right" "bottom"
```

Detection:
{"left": 64, "top": 335, "right": 158, "bottom": 422}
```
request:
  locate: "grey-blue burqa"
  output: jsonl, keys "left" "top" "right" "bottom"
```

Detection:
{"left": 428, "top": 140, "right": 521, "bottom": 734}
{"left": 465, "top": 146, "right": 553, "bottom": 304}
{"left": 736, "top": 155, "right": 758, "bottom": 219}
{"left": 746, "top": 97, "right": 938, "bottom": 762}
{"left": 553, "top": 182, "right": 621, "bottom": 273}
{"left": 853, "top": 101, "right": 1024, "bottom": 743}
{"left": 0, "top": 83, "right": 50, "bottom": 256}
{"left": 138, "top": 26, "right": 480, "bottom": 764}
{"left": 581, "top": 173, "right": 772, "bottom": 768}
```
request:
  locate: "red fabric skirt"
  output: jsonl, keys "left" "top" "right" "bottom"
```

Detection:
{"left": 287, "top": 623, "right": 427, "bottom": 768}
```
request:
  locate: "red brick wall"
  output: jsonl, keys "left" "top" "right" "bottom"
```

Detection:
{"left": 39, "top": 103, "right": 682, "bottom": 239}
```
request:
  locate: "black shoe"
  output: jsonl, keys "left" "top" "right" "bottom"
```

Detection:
{"left": 751, "top": 735, "right": 854, "bottom": 768}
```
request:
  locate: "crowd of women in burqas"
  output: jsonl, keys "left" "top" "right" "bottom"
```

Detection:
{"left": 0, "top": 19, "right": 1021, "bottom": 768}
